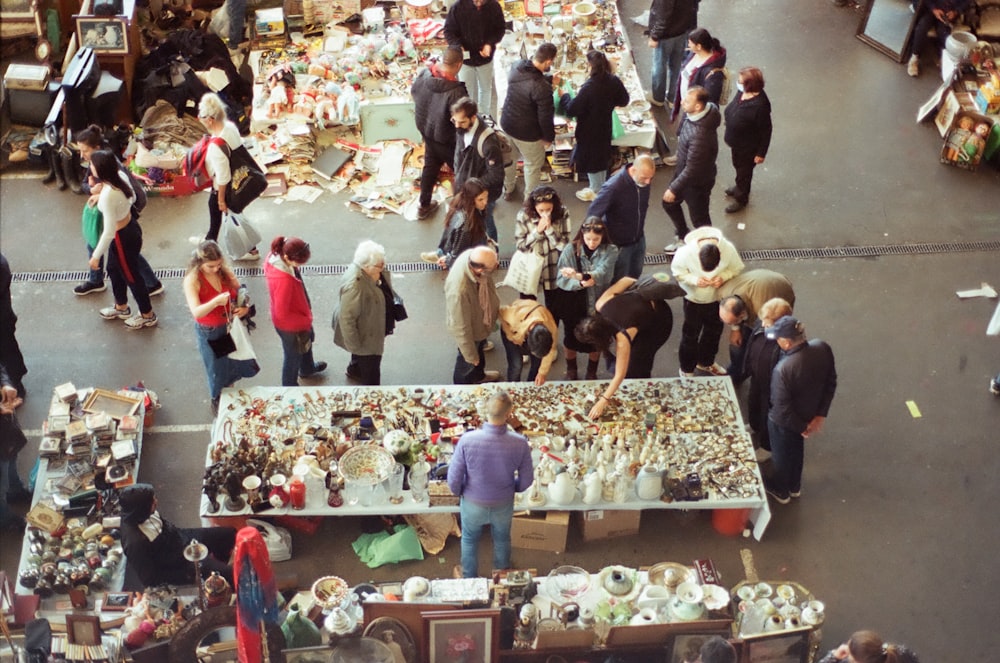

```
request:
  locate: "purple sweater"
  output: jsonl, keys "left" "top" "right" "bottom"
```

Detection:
{"left": 447, "top": 423, "right": 534, "bottom": 506}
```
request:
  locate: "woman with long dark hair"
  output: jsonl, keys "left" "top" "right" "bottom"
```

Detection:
{"left": 87, "top": 150, "right": 157, "bottom": 329}
{"left": 264, "top": 236, "right": 326, "bottom": 387}
{"left": 575, "top": 275, "right": 676, "bottom": 419}
{"left": 420, "top": 178, "right": 489, "bottom": 269}
{"left": 512, "top": 185, "right": 571, "bottom": 301}
{"left": 183, "top": 240, "right": 259, "bottom": 410}
{"left": 723, "top": 66, "right": 771, "bottom": 213}
{"left": 553, "top": 216, "right": 619, "bottom": 379}
{"left": 558, "top": 51, "right": 630, "bottom": 202}
{"left": 671, "top": 27, "right": 728, "bottom": 121}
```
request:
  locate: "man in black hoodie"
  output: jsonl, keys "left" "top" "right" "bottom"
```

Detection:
{"left": 647, "top": 0, "right": 699, "bottom": 107}
{"left": 661, "top": 86, "right": 721, "bottom": 252}
{"left": 500, "top": 43, "right": 557, "bottom": 200}
{"left": 411, "top": 47, "right": 468, "bottom": 220}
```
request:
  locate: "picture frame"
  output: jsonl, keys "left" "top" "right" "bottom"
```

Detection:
{"left": 66, "top": 614, "right": 101, "bottom": 645}
{"left": 363, "top": 600, "right": 458, "bottom": 659}
{"left": 102, "top": 592, "right": 134, "bottom": 612}
{"left": 855, "top": 0, "right": 919, "bottom": 63}
{"left": 74, "top": 15, "right": 130, "bottom": 55}
{"left": 362, "top": 616, "right": 419, "bottom": 663}
{"left": 281, "top": 645, "right": 334, "bottom": 663}
{"left": 741, "top": 628, "right": 811, "bottom": 663}
{"left": 82, "top": 388, "right": 141, "bottom": 420}
{"left": 669, "top": 631, "right": 735, "bottom": 663}
{"left": 0, "top": 0, "right": 35, "bottom": 21}
{"left": 422, "top": 609, "right": 500, "bottom": 663}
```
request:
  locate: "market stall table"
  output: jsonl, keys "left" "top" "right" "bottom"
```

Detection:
{"left": 200, "top": 378, "right": 771, "bottom": 539}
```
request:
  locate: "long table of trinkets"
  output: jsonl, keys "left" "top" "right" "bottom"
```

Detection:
{"left": 200, "top": 378, "right": 772, "bottom": 539}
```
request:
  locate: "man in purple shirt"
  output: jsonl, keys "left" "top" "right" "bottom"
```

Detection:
{"left": 447, "top": 390, "right": 534, "bottom": 577}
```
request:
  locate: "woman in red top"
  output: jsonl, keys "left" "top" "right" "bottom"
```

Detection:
{"left": 183, "top": 241, "right": 259, "bottom": 410}
{"left": 263, "top": 236, "right": 326, "bottom": 386}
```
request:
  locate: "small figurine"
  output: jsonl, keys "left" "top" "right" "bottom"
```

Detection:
{"left": 959, "top": 122, "right": 990, "bottom": 166}
{"left": 944, "top": 115, "right": 974, "bottom": 161}
{"left": 514, "top": 603, "right": 538, "bottom": 649}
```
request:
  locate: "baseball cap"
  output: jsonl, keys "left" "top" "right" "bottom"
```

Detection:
{"left": 765, "top": 315, "right": 803, "bottom": 340}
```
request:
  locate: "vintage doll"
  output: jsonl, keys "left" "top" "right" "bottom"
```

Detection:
{"left": 944, "top": 115, "right": 974, "bottom": 162}
{"left": 293, "top": 86, "right": 319, "bottom": 117}
{"left": 265, "top": 65, "right": 296, "bottom": 118}
{"left": 314, "top": 83, "right": 342, "bottom": 129}
{"left": 959, "top": 122, "right": 990, "bottom": 166}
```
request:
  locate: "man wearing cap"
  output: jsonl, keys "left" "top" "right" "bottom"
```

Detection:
{"left": 411, "top": 46, "right": 468, "bottom": 220}
{"left": 717, "top": 269, "right": 796, "bottom": 382}
{"left": 445, "top": 246, "right": 501, "bottom": 384}
{"left": 765, "top": 316, "right": 837, "bottom": 504}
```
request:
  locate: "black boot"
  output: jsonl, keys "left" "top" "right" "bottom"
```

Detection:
{"left": 60, "top": 146, "right": 84, "bottom": 194}
{"left": 44, "top": 146, "right": 67, "bottom": 190}
{"left": 564, "top": 356, "right": 578, "bottom": 380}
{"left": 585, "top": 358, "right": 600, "bottom": 380}
{"left": 41, "top": 145, "right": 57, "bottom": 184}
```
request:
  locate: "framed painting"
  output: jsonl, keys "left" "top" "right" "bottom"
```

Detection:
{"left": 66, "top": 614, "right": 101, "bottom": 646}
{"left": 741, "top": 628, "right": 811, "bottom": 663}
{"left": 74, "top": 16, "right": 130, "bottom": 55}
{"left": 362, "top": 617, "right": 418, "bottom": 663}
{"left": 422, "top": 609, "right": 500, "bottom": 663}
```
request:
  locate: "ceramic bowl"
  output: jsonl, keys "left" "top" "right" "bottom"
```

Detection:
{"left": 675, "top": 581, "right": 703, "bottom": 605}
{"left": 312, "top": 575, "right": 350, "bottom": 609}
{"left": 701, "top": 584, "right": 729, "bottom": 610}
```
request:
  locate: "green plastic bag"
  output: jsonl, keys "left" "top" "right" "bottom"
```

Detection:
{"left": 611, "top": 112, "right": 626, "bottom": 141}
{"left": 81, "top": 203, "right": 103, "bottom": 248}
{"left": 352, "top": 524, "right": 424, "bottom": 568}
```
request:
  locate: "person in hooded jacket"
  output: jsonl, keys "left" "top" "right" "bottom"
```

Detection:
{"left": 500, "top": 43, "right": 557, "bottom": 199}
{"left": 662, "top": 86, "right": 721, "bottom": 251}
{"left": 411, "top": 47, "right": 468, "bottom": 220}
{"left": 722, "top": 67, "right": 771, "bottom": 213}
{"left": 120, "top": 483, "right": 236, "bottom": 588}
{"left": 670, "top": 27, "right": 728, "bottom": 122}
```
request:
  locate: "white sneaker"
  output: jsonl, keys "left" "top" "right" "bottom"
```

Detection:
{"left": 679, "top": 368, "right": 695, "bottom": 378}
{"left": 237, "top": 251, "right": 260, "bottom": 261}
{"left": 575, "top": 188, "right": 596, "bottom": 202}
{"left": 697, "top": 363, "right": 728, "bottom": 376}
{"left": 664, "top": 155, "right": 678, "bottom": 166}
{"left": 188, "top": 236, "right": 203, "bottom": 246}
{"left": 664, "top": 238, "right": 683, "bottom": 254}
{"left": 483, "top": 340, "right": 495, "bottom": 352}
{"left": 907, "top": 55, "right": 919, "bottom": 77}
{"left": 420, "top": 251, "right": 440, "bottom": 264}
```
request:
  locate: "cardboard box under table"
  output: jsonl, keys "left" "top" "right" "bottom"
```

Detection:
{"left": 576, "top": 509, "right": 642, "bottom": 542}
{"left": 511, "top": 511, "right": 570, "bottom": 552}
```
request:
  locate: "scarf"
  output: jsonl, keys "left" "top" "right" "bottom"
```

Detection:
{"left": 138, "top": 511, "right": 163, "bottom": 542}
{"left": 478, "top": 273, "right": 495, "bottom": 327}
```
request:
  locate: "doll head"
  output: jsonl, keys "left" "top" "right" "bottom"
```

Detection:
{"left": 975, "top": 122, "right": 990, "bottom": 138}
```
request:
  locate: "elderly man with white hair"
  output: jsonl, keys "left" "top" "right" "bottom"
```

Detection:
{"left": 332, "top": 240, "right": 400, "bottom": 385}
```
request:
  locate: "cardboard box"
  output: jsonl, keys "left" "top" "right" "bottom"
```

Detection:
{"left": 576, "top": 509, "right": 641, "bottom": 541}
{"left": 511, "top": 511, "right": 570, "bottom": 552}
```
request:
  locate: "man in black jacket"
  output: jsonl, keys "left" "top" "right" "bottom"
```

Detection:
{"left": 500, "top": 43, "right": 557, "bottom": 201}
{"left": 411, "top": 47, "right": 468, "bottom": 220}
{"left": 765, "top": 316, "right": 837, "bottom": 504}
{"left": 444, "top": 0, "right": 507, "bottom": 117}
{"left": 661, "top": 86, "right": 720, "bottom": 253}
{"left": 451, "top": 97, "right": 505, "bottom": 243}
{"left": 647, "top": 0, "right": 699, "bottom": 107}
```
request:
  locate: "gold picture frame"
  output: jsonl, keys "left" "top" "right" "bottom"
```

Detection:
{"left": 83, "top": 388, "right": 141, "bottom": 420}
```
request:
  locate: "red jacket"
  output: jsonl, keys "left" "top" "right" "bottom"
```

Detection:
{"left": 264, "top": 253, "right": 312, "bottom": 332}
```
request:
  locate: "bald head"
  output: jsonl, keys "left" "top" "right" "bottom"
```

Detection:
{"left": 469, "top": 246, "right": 498, "bottom": 271}
{"left": 629, "top": 155, "right": 655, "bottom": 187}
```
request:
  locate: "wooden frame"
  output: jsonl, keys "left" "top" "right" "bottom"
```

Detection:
{"left": 0, "top": 0, "right": 34, "bottom": 20}
{"left": 667, "top": 630, "right": 735, "bottom": 663}
{"left": 855, "top": 0, "right": 920, "bottom": 63}
{"left": 102, "top": 592, "right": 134, "bottom": 612}
{"left": 422, "top": 609, "right": 500, "bottom": 663}
{"left": 82, "top": 388, "right": 141, "bottom": 419}
{"left": 362, "top": 617, "right": 419, "bottom": 663}
{"left": 740, "top": 628, "right": 812, "bottom": 663}
{"left": 74, "top": 15, "right": 130, "bottom": 55}
{"left": 363, "top": 600, "right": 458, "bottom": 659}
{"left": 66, "top": 614, "right": 101, "bottom": 645}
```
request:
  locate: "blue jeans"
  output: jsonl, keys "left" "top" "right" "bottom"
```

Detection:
{"left": 458, "top": 61, "right": 495, "bottom": 118}
{"left": 767, "top": 419, "right": 805, "bottom": 496}
{"left": 502, "top": 329, "right": 541, "bottom": 382}
{"left": 459, "top": 498, "right": 513, "bottom": 578}
{"left": 612, "top": 236, "right": 646, "bottom": 282}
{"left": 484, "top": 199, "right": 498, "bottom": 243}
{"left": 454, "top": 339, "right": 487, "bottom": 384}
{"left": 195, "top": 322, "right": 260, "bottom": 399}
{"left": 651, "top": 32, "right": 689, "bottom": 104}
{"left": 727, "top": 322, "right": 753, "bottom": 385}
{"left": 276, "top": 328, "right": 318, "bottom": 387}
{"left": 86, "top": 242, "right": 159, "bottom": 290}
{"left": 0, "top": 451, "right": 27, "bottom": 526}
{"left": 587, "top": 170, "right": 607, "bottom": 192}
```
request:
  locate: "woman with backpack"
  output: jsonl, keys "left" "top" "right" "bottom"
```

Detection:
{"left": 193, "top": 93, "right": 259, "bottom": 260}
{"left": 557, "top": 51, "right": 630, "bottom": 202}
{"left": 87, "top": 150, "right": 158, "bottom": 330}
{"left": 74, "top": 124, "right": 163, "bottom": 297}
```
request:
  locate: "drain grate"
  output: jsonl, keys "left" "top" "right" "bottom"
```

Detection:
{"left": 11, "top": 240, "right": 1000, "bottom": 283}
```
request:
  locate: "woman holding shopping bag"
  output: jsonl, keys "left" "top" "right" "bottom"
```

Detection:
{"left": 512, "top": 185, "right": 571, "bottom": 302}
{"left": 183, "top": 240, "right": 259, "bottom": 411}
{"left": 264, "top": 236, "right": 327, "bottom": 386}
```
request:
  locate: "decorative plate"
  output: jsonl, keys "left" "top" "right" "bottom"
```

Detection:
{"left": 647, "top": 562, "right": 697, "bottom": 591}
{"left": 544, "top": 565, "right": 591, "bottom": 600}
{"left": 702, "top": 583, "right": 730, "bottom": 610}
{"left": 597, "top": 565, "right": 641, "bottom": 602}
{"left": 339, "top": 445, "right": 395, "bottom": 485}
{"left": 312, "top": 575, "right": 349, "bottom": 609}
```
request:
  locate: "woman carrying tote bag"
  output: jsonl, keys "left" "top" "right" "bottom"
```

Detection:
{"left": 183, "top": 240, "right": 260, "bottom": 411}
{"left": 512, "top": 185, "right": 571, "bottom": 302}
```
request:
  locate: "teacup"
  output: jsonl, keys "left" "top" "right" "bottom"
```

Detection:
{"left": 763, "top": 615, "right": 784, "bottom": 632}
{"left": 737, "top": 585, "right": 756, "bottom": 602}
{"left": 754, "top": 582, "right": 773, "bottom": 598}
{"left": 802, "top": 607, "right": 823, "bottom": 626}
{"left": 756, "top": 598, "right": 777, "bottom": 616}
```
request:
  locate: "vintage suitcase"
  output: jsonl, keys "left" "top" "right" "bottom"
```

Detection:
{"left": 3, "top": 63, "right": 51, "bottom": 91}
{"left": 359, "top": 100, "right": 421, "bottom": 146}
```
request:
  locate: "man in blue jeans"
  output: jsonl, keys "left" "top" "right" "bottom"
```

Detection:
{"left": 447, "top": 391, "right": 534, "bottom": 578}
{"left": 765, "top": 316, "right": 837, "bottom": 505}
{"left": 647, "top": 0, "right": 699, "bottom": 107}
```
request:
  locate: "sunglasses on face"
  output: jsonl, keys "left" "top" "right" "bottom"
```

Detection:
{"left": 469, "top": 260, "right": 495, "bottom": 271}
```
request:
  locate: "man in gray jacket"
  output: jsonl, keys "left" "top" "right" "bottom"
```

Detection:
{"left": 445, "top": 246, "right": 501, "bottom": 384}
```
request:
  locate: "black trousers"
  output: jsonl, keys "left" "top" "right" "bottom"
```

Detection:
{"left": 662, "top": 182, "right": 713, "bottom": 238}
{"left": 207, "top": 190, "right": 223, "bottom": 241}
{"left": 107, "top": 221, "right": 152, "bottom": 314}
{"left": 347, "top": 354, "right": 382, "bottom": 385}
{"left": 420, "top": 138, "right": 455, "bottom": 207}
{"left": 626, "top": 302, "right": 673, "bottom": 378}
{"left": 730, "top": 147, "right": 756, "bottom": 204}
{"left": 678, "top": 299, "right": 724, "bottom": 373}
